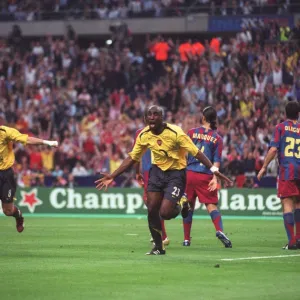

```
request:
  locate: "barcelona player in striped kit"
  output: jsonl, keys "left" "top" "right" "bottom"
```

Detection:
{"left": 134, "top": 128, "right": 170, "bottom": 246}
{"left": 182, "top": 106, "right": 232, "bottom": 248}
{"left": 258, "top": 101, "right": 300, "bottom": 250}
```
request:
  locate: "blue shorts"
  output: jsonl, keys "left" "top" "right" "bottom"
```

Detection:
{"left": 147, "top": 165, "right": 186, "bottom": 202}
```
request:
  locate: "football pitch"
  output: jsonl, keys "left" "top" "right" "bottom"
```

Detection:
{"left": 0, "top": 216, "right": 299, "bottom": 300}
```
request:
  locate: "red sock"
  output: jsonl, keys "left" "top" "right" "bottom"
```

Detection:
{"left": 161, "top": 219, "right": 167, "bottom": 240}
{"left": 183, "top": 223, "right": 192, "bottom": 241}
{"left": 183, "top": 210, "right": 193, "bottom": 241}
{"left": 12, "top": 206, "right": 21, "bottom": 218}
{"left": 210, "top": 210, "right": 223, "bottom": 232}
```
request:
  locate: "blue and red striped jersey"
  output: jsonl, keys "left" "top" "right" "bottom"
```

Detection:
{"left": 133, "top": 128, "right": 152, "bottom": 172}
{"left": 186, "top": 126, "right": 223, "bottom": 174}
{"left": 270, "top": 120, "right": 300, "bottom": 180}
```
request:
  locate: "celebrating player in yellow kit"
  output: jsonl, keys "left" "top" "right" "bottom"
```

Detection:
{"left": 95, "top": 105, "right": 232, "bottom": 255}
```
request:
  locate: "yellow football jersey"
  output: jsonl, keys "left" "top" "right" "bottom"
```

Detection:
{"left": 129, "top": 123, "right": 198, "bottom": 171}
{"left": 0, "top": 126, "right": 28, "bottom": 170}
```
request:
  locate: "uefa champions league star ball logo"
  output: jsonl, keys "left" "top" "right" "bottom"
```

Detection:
{"left": 19, "top": 188, "right": 43, "bottom": 213}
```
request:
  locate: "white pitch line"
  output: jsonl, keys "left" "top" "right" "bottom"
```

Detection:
{"left": 221, "top": 254, "right": 300, "bottom": 261}
{"left": 125, "top": 233, "right": 138, "bottom": 236}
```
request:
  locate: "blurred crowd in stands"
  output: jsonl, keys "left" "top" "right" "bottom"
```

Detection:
{"left": 0, "top": 16, "right": 300, "bottom": 188}
{"left": 0, "top": 0, "right": 299, "bottom": 21}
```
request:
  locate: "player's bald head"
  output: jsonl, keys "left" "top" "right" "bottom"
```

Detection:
{"left": 146, "top": 105, "right": 165, "bottom": 132}
{"left": 147, "top": 105, "right": 164, "bottom": 118}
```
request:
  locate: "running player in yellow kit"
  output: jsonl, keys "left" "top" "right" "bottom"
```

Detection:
{"left": 96, "top": 105, "right": 232, "bottom": 255}
{"left": 0, "top": 125, "right": 58, "bottom": 232}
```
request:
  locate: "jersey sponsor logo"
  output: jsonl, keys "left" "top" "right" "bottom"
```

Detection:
{"left": 19, "top": 188, "right": 43, "bottom": 213}
{"left": 157, "top": 139, "right": 162, "bottom": 146}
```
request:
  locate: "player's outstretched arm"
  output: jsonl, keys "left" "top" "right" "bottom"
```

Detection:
{"left": 257, "top": 147, "right": 277, "bottom": 181}
{"left": 134, "top": 162, "right": 144, "bottom": 187}
{"left": 27, "top": 137, "right": 58, "bottom": 147}
{"left": 95, "top": 157, "right": 136, "bottom": 191}
{"left": 194, "top": 150, "right": 232, "bottom": 185}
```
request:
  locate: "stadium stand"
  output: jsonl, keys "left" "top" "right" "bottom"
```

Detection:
{"left": 0, "top": 1, "right": 299, "bottom": 21}
{"left": 0, "top": 1, "right": 299, "bottom": 188}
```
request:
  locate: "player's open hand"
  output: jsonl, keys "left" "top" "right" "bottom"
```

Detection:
{"left": 135, "top": 173, "right": 144, "bottom": 187}
{"left": 51, "top": 141, "right": 59, "bottom": 148}
{"left": 208, "top": 176, "right": 218, "bottom": 192}
{"left": 213, "top": 171, "right": 233, "bottom": 187}
{"left": 44, "top": 140, "right": 59, "bottom": 147}
{"left": 257, "top": 167, "right": 266, "bottom": 181}
{"left": 95, "top": 174, "right": 114, "bottom": 191}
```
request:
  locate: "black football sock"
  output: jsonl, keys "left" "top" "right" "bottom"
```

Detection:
{"left": 148, "top": 210, "right": 163, "bottom": 249}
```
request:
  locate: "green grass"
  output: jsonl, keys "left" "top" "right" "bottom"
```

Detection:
{"left": 0, "top": 217, "right": 299, "bottom": 300}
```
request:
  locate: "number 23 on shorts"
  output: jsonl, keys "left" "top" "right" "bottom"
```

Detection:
{"left": 172, "top": 186, "right": 180, "bottom": 197}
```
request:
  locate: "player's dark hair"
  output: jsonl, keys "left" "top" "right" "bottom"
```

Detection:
{"left": 285, "top": 101, "right": 300, "bottom": 120}
{"left": 203, "top": 106, "right": 217, "bottom": 130}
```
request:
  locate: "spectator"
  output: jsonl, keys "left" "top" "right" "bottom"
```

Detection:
{"left": 96, "top": 4, "right": 108, "bottom": 19}
{"left": 67, "top": 174, "right": 78, "bottom": 188}
{"left": 227, "top": 150, "right": 246, "bottom": 188}
{"left": 244, "top": 152, "right": 256, "bottom": 177}
{"left": 82, "top": 131, "right": 97, "bottom": 158}
{"left": 129, "top": 0, "right": 142, "bottom": 15}
{"left": 53, "top": 176, "right": 68, "bottom": 187}
{"left": 210, "top": 53, "right": 224, "bottom": 78}
{"left": 241, "top": 1, "right": 253, "bottom": 15}
{"left": 87, "top": 43, "right": 99, "bottom": 58}
{"left": 110, "top": 153, "right": 122, "bottom": 174}
{"left": 108, "top": 6, "right": 120, "bottom": 19}
{"left": 52, "top": 165, "right": 63, "bottom": 177}
{"left": 72, "top": 161, "right": 89, "bottom": 176}
{"left": 28, "top": 147, "right": 43, "bottom": 171}
{"left": 1, "top": 18, "right": 299, "bottom": 188}
{"left": 219, "top": 1, "right": 228, "bottom": 15}
{"left": 25, "top": 65, "right": 36, "bottom": 86}
{"left": 41, "top": 146, "right": 54, "bottom": 172}
{"left": 0, "top": 0, "right": 291, "bottom": 21}
{"left": 32, "top": 41, "right": 44, "bottom": 56}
